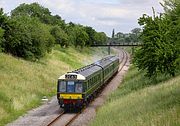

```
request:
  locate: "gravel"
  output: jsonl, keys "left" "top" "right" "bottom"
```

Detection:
{"left": 7, "top": 97, "right": 63, "bottom": 126}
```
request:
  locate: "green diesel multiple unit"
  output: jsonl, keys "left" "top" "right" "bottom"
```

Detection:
{"left": 57, "top": 55, "right": 120, "bottom": 110}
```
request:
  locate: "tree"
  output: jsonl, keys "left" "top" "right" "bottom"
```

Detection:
{"left": 0, "top": 8, "right": 8, "bottom": 28}
{"left": 115, "top": 32, "right": 124, "bottom": 38}
{"left": 3, "top": 16, "right": 54, "bottom": 60}
{"left": 84, "top": 26, "right": 96, "bottom": 46}
{"left": 51, "top": 26, "right": 69, "bottom": 47}
{"left": 1, "top": 3, "right": 110, "bottom": 60}
{"left": 131, "top": 28, "right": 141, "bottom": 36}
{"left": 124, "top": 36, "right": 131, "bottom": 43}
{"left": 75, "top": 26, "right": 89, "bottom": 48}
{"left": 164, "top": 0, "right": 180, "bottom": 72}
{"left": 0, "top": 8, "right": 10, "bottom": 52}
{"left": 0, "top": 9, "right": 5, "bottom": 51}
{"left": 66, "top": 24, "right": 90, "bottom": 48}
{"left": 11, "top": 2, "right": 65, "bottom": 28}
{"left": 94, "top": 32, "right": 107, "bottom": 44}
{"left": 134, "top": 2, "right": 180, "bottom": 77}
{"left": 131, "top": 28, "right": 141, "bottom": 42}
{"left": 112, "top": 29, "right": 115, "bottom": 38}
{"left": 0, "top": 27, "right": 4, "bottom": 51}
{"left": 11, "top": 3, "right": 50, "bottom": 19}
{"left": 65, "top": 23, "right": 78, "bottom": 46}
{"left": 50, "top": 15, "right": 66, "bottom": 29}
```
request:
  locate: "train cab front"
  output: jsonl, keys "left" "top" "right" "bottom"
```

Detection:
{"left": 57, "top": 73, "right": 85, "bottom": 110}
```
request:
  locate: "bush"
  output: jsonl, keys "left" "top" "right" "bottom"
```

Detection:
{"left": 3, "top": 16, "right": 54, "bottom": 60}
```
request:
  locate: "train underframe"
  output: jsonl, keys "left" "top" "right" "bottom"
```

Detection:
{"left": 58, "top": 99, "right": 84, "bottom": 111}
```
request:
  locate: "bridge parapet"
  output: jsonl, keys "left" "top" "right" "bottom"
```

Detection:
{"left": 90, "top": 43, "right": 142, "bottom": 47}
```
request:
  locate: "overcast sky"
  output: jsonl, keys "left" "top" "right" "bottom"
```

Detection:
{"left": 0, "top": 0, "right": 164, "bottom": 36}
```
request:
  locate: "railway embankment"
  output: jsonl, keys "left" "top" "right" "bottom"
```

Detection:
{"left": 0, "top": 46, "right": 106, "bottom": 126}
{"left": 90, "top": 66, "right": 180, "bottom": 126}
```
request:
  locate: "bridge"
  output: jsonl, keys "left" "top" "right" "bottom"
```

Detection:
{"left": 90, "top": 43, "right": 141, "bottom": 47}
{"left": 90, "top": 42, "right": 142, "bottom": 55}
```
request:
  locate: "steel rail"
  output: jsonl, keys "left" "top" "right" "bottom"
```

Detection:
{"left": 118, "top": 50, "right": 128, "bottom": 72}
{"left": 47, "top": 111, "right": 65, "bottom": 126}
{"left": 64, "top": 108, "right": 85, "bottom": 126}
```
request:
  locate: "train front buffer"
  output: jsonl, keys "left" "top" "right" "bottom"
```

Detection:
{"left": 57, "top": 93, "right": 84, "bottom": 108}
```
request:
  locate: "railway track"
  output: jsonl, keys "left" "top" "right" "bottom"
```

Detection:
{"left": 47, "top": 111, "right": 65, "bottom": 126}
{"left": 47, "top": 110, "right": 81, "bottom": 126}
{"left": 119, "top": 49, "right": 128, "bottom": 71}
{"left": 47, "top": 49, "right": 128, "bottom": 126}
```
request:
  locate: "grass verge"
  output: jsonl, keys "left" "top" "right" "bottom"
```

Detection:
{"left": 90, "top": 66, "right": 180, "bottom": 126}
{"left": 0, "top": 46, "right": 107, "bottom": 126}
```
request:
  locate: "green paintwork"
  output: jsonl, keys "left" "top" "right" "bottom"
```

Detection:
{"left": 82, "top": 61, "right": 119, "bottom": 100}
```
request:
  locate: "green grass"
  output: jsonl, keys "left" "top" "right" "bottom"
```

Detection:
{"left": 0, "top": 46, "right": 107, "bottom": 126}
{"left": 90, "top": 66, "right": 180, "bottom": 126}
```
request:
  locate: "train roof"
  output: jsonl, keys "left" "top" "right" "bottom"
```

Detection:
{"left": 93, "top": 55, "right": 118, "bottom": 68}
{"left": 75, "top": 65, "right": 102, "bottom": 78}
{"left": 58, "top": 55, "right": 119, "bottom": 80}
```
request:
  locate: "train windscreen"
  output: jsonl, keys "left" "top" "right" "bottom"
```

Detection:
{"left": 67, "top": 81, "right": 75, "bottom": 92}
{"left": 58, "top": 81, "right": 83, "bottom": 93}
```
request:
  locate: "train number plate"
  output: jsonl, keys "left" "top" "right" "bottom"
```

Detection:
{"left": 65, "top": 74, "right": 77, "bottom": 79}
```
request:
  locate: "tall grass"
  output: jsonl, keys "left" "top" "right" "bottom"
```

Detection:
{"left": 0, "top": 46, "right": 106, "bottom": 126}
{"left": 90, "top": 66, "right": 180, "bottom": 126}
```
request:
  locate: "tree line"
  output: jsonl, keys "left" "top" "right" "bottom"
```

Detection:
{"left": 113, "top": 28, "right": 141, "bottom": 44}
{"left": 133, "top": 0, "right": 180, "bottom": 78}
{"left": 0, "top": 3, "right": 107, "bottom": 60}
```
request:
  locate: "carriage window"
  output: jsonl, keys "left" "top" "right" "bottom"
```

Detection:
{"left": 59, "top": 81, "right": 66, "bottom": 92}
{"left": 67, "top": 81, "right": 75, "bottom": 93}
{"left": 75, "top": 83, "right": 83, "bottom": 93}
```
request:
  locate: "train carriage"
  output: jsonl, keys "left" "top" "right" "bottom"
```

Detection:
{"left": 57, "top": 55, "right": 119, "bottom": 110}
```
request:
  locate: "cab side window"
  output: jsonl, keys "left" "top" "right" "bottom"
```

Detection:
{"left": 59, "top": 81, "right": 66, "bottom": 92}
{"left": 75, "top": 83, "right": 83, "bottom": 93}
